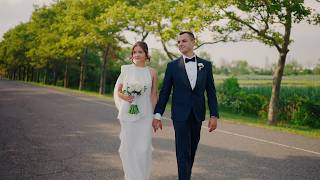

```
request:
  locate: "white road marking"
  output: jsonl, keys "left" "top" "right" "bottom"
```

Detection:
{"left": 58, "top": 92, "right": 320, "bottom": 156}
{"left": 160, "top": 118, "right": 320, "bottom": 156}
{"left": 214, "top": 129, "right": 320, "bottom": 156}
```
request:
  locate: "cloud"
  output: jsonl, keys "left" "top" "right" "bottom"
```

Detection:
{"left": 0, "top": 0, "right": 23, "bottom": 6}
{"left": 0, "top": 0, "right": 52, "bottom": 6}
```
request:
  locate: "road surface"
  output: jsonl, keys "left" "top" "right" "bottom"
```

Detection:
{"left": 0, "top": 80, "right": 319, "bottom": 180}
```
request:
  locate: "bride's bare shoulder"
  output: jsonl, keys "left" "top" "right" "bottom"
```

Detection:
{"left": 148, "top": 67, "right": 157, "bottom": 78}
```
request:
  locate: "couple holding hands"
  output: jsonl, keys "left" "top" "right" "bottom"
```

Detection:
{"left": 114, "top": 31, "right": 219, "bottom": 180}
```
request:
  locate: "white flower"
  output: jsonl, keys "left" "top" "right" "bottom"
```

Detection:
{"left": 198, "top": 63, "right": 204, "bottom": 71}
{"left": 122, "top": 83, "right": 147, "bottom": 115}
{"left": 125, "top": 83, "right": 146, "bottom": 96}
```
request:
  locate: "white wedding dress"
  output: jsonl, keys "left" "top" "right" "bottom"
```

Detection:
{"left": 114, "top": 64, "right": 153, "bottom": 180}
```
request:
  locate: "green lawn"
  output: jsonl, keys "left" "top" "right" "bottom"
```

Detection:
{"left": 214, "top": 74, "right": 320, "bottom": 86}
{"left": 29, "top": 82, "right": 114, "bottom": 100}
{"left": 218, "top": 111, "right": 320, "bottom": 138}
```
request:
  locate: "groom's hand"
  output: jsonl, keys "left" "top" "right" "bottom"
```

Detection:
{"left": 152, "top": 119, "right": 162, "bottom": 132}
{"left": 208, "top": 117, "right": 218, "bottom": 132}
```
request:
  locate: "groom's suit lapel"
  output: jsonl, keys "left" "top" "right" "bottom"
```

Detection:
{"left": 177, "top": 56, "right": 192, "bottom": 90}
{"left": 177, "top": 56, "right": 205, "bottom": 91}
{"left": 194, "top": 57, "right": 205, "bottom": 91}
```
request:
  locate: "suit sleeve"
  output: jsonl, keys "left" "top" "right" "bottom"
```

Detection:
{"left": 206, "top": 62, "right": 219, "bottom": 118}
{"left": 154, "top": 63, "right": 173, "bottom": 115}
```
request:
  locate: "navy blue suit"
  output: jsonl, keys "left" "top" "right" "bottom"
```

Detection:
{"left": 154, "top": 56, "right": 219, "bottom": 180}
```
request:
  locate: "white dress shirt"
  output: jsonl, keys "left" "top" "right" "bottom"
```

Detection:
{"left": 183, "top": 54, "right": 197, "bottom": 90}
{"left": 154, "top": 55, "right": 197, "bottom": 120}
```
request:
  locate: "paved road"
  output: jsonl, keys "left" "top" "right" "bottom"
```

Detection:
{"left": 0, "top": 80, "right": 319, "bottom": 180}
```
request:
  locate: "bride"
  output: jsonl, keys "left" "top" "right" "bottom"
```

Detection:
{"left": 114, "top": 41, "right": 158, "bottom": 180}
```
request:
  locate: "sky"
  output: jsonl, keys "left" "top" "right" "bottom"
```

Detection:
{"left": 1, "top": 0, "right": 320, "bottom": 68}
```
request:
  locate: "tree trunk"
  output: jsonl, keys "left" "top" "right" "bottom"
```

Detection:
{"left": 99, "top": 45, "right": 110, "bottom": 95}
{"left": 16, "top": 67, "right": 19, "bottom": 80}
{"left": 24, "top": 66, "right": 29, "bottom": 82}
{"left": 13, "top": 69, "right": 17, "bottom": 80}
{"left": 18, "top": 67, "right": 22, "bottom": 80}
{"left": 44, "top": 68, "right": 48, "bottom": 84}
{"left": 21, "top": 67, "right": 24, "bottom": 80}
{"left": 36, "top": 69, "right": 40, "bottom": 82}
{"left": 268, "top": 9, "right": 292, "bottom": 125}
{"left": 64, "top": 61, "right": 69, "bottom": 88}
{"left": 267, "top": 52, "right": 287, "bottom": 125}
{"left": 79, "top": 48, "right": 88, "bottom": 91}
{"left": 15, "top": 68, "right": 18, "bottom": 80}
{"left": 141, "top": 31, "right": 149, "bottom": 42}
{"left": 157, "top": 23, "right": 176, "bottom": 61}
{"left": 31, "top": 67, "right": 34, "bottom": 82}
{"left": 79, "top": 58, "right": 85, "bottom": 90}
{"left": 53, "top": 68, "right": 58, "bottom": 85}
{"left": 161, "top": 38, "right": 175, "bottom": 61}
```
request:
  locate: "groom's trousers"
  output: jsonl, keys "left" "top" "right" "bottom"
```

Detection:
{"left": 173, "top": 111, "right": 202, "bottom": 180}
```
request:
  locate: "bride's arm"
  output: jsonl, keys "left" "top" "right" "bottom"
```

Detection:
{"left": 150, "top": 68, "right": 158, "bottom": 109}
{"left": 117, "top": 83, "right": 134, "bottom": 103}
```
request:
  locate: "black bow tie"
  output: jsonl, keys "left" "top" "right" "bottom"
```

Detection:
{"left": 185, "top": 57, "right": 196, "bottom": 63}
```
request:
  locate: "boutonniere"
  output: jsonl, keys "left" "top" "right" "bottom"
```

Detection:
{"left": 198, "top": 63, "right": 204, "bottom": 71}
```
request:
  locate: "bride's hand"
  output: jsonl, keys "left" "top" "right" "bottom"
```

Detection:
{"left": 118, "top": 93, "right": 134, "bottom": 103}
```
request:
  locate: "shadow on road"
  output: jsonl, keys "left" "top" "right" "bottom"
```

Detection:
{"left": 152, "top": 136, "right": 320, "bottom": 180}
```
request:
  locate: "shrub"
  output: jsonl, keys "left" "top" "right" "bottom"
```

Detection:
{"left": 218, "top": 77, "right": 265, "bottom": 115}
{"left": 238, "top": 93, "right": 266, "bottom": 115}
{"left": 218, "top": 77, "right": 320, "bottom": 128}
{"left": 258, "top": 95, "right": 320, "bottom": 128}
{"left": 278, "top": 96, "right": 320, "bottom": 128}
{"left": 218, "top": 77, "right": 241, "bottom": 111}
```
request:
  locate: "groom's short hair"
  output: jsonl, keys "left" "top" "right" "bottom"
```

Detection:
{"left": 179, "top": 31, "right": 195, "bottom": 41}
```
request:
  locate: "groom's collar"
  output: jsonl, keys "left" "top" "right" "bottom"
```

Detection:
{"left": 182, "top": 54, "right": 196, "bottom": 61}
{"left": 182, "top": 54, "right": 197, "bottom": 64}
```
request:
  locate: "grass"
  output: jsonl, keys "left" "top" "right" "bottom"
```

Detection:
{"left": 24, "top": 81, "right": 320, "bottom": 138}
{"left": 29, "top": 81, "right": 114, "bottom": 100}
{"left": 214, "top": 74, "right": 320, "bottom": 86}
{"left": 241, "top": 86, "right": 320, "bottom": 100}
{"left": 218, "top": 111, "right": 320, "bottom": 138}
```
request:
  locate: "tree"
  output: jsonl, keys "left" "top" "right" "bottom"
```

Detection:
{"left": 95, "top": 1, "right": 130, "bottom": 94}
{"left": 214, "top": 0, "right": 320, "bottom": 124}
{"left": 28, "top": 4, "right": 69, "bottom": 84}
{"left": 139, "top": 0, "right": 234, "bottom": 61}
{"left": 126, "top": 0, "right": 180, "bottom": 60}
{"left": 0, "top": 23, "right": 32, "bottom": 81}
{"left": 230, "top": 60, "right": 251, "bottom": 75}
{"left": 314, "top": 59, "right": 320, "bottom": 75}
{"left": 59, "top": 0, "right": 107, "bottom": 90}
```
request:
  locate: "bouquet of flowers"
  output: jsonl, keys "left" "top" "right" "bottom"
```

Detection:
{"left": 123, "top": 83, "right": 147, "bottom": 115}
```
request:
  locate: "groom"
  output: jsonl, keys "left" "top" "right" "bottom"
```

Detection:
{"left": 152, "top": 31, "right": 219, "bottom": 180}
